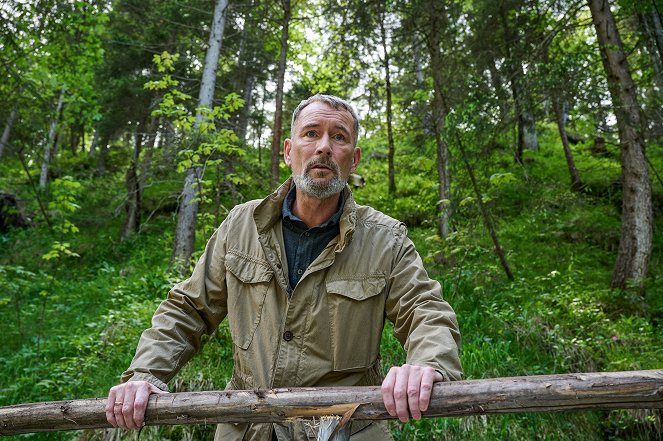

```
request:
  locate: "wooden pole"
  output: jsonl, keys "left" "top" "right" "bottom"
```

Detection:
{"left": 1, "top": 370, "right": 662, "bottom": 436}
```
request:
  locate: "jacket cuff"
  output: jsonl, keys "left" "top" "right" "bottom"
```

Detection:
{"left": 435, "top": 369, "right": 450, "bottom": 382}
{"left": 126, "top": 372, "right": 169, "bottom": 392}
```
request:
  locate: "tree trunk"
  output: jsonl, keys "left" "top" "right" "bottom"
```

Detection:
{"left": 120, "top": 126, "right": 143, "bottom": 241}
{"left": 588, "top": 0, "right": 653, "bottom": 291}
{"left": 120, "top": 118, "right": 157, "bottom": 241}
{"left": 39, "top": 88, "right": 65, "bottom": 189}
{"left": 234, "top": 2, "right": 255, "bottom": 143}
{"left": 0, "top": 105, "right": 18, "bottom": 159}
{"left": 552, "top": 98, "right": 582, "bottom": 191}
{"left": 138, "top": 123, "right": 157, "bottom": 207}
{"left": 412, "top": 36, "right": 434, "bottom": 138}
{"left": 171, "top": 0, "right": 229, "bottom": 271}
{"left": 88, "top": 129, "right": 99, "bottom": 157}
{"left": 647, "top": 2, "right": 663, "bottom": 60}
{"left": 499, "top": 5, "right": 538, "bottom": 160}
{"left": 457, "top": 136, "right": 514, "bottom": 281}
{"left": 488, "top": 60, "right": 510, "bottom": 122}
{"left": 238, "top": 75, "right": 255, "bottom": 142}
{"left": 95, "top": 136, "right": 109, "bottom": 176}
{"left": 638, "top": 9, "right": 663, "bottom": 91}
{"left": 1, "top": 370, "right": 661, "bottom": 435}
{"left": 379, "top": 9, "right": 396, "bottom": 195}
{"left": 427, "top": 0, "right": 451, "bottom": 238}
{"left": 270, "top": 0, "right": 291, "bottom": 189}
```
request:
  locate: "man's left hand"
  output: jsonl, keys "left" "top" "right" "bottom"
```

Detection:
{"left": 381, "top": 364, "right": 443, "bottom": 422}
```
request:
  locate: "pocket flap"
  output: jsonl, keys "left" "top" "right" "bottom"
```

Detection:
{"left": 225, "top": 252, "right": 273, "bottom": 284}
{"left": 326, "top": 275, "right": 386, "bottom": 301}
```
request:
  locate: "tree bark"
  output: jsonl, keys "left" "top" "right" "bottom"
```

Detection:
{"left": 637, "top": 8, "right": 663, "bottom": 91}
{"left": 238, "top": 75, "right": 255, "bottom": 142}
{"left": 552, "top": 97, "right": 583, "bottom": 191}
{"left": 1, "top": 370, "right": 661, "bottom": 435}
{"left": 0, "top": 105, "right": 18, "bottom": 159}
{"left": 171, "top": 0, "right": 229, "bottom": 271}
{"left": 379, "top": 8, "right": 396, "bottom": 195}
{"left": 234, "top": 2, "right": 255, "bottom": 143}
{"left": 39, "top": 88, "right": 65, "bottom": 189}
{"left": 270, "top": 0, "right": 291, "bottom": 189}
{"left": 120, "top": 126, "right": 143, "bottom": 241}
{"left": 588, "top": 0, "right": 653, "bottom": 291}
{"left": 427, "top": 0, "right": 451, "bottom": 238}
{"left": 95, "top": 135, "right": 109, "bottom": 176}
{"left": 488, "top": 60, "right": 510, "bottom": 122}
{"left": 457, "top": 136, "right": 514, "bottom": 281}
{"left": 88, "top": 128, "right": 99, "bottom": 157}
{"left": 499, "top": 4, "right": 538, "bottom": 160}
{"left": 120, "top": 118, "right": 157, "bottom": 242}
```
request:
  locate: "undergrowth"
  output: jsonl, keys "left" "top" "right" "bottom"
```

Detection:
{"left": 0, "top": 126, "right": 661, "bottom": 440}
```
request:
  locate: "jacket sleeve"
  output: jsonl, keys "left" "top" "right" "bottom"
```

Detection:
{"left": 119, "top": 209, "right": 236, "bottom": 390}
{"left": 384, "top": 224, "right": 462, "bottom": 381}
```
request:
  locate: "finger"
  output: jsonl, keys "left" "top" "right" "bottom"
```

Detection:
{"left": 407, "top": 366, "right": 424, "bottom": 420}
{"left": 418, "top": 368, "right": 437, "bottom": 413}
{"left": 122, "top": 383, "right": 139, "bottom": 429}
{"left": 133, "top": 384, "right": 153, "bottom": 427}
{"left": 113, "top": 387, "right": 127, "bottom": 429}
{"left": 393, "top": 365, "right": 411, "bottom": 423}
{"left": 105, "top": 387, "right": 118, "bottom": 427}
{"left": 381, "top": 367, "right": 398, "bottom": 417}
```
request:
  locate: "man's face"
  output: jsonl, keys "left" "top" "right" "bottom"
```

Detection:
{"left": 284, "top": 101, "right": 361, "bottom": 199}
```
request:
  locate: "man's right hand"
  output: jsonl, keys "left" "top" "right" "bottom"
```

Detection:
{"left": 106, "top": 381, "right": 166, "bottom": 429}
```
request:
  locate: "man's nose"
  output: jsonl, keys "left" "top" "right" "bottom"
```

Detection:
{"left": 316, "top": 134, "right": 332, "bottom": 155}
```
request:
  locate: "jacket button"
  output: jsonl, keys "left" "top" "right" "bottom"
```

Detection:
{"left": 283, "top": 330, "right": 294, "bottom": 341}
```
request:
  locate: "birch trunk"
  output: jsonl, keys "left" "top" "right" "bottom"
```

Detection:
{"left": 427, "top": 0, "right": 451, "bottom": 238}
{"left": 588, "top": 0, "right": 653, "bottom": 290}
{"left": 0, "top": 105, "right": 18, "bottom": 159}
{"left": 270, "top": 0, "right": 291, "bottom": 189}
{"left": 171, "top": 0, "right": 229, "bottom": 270}
{"left": 39, "top": 88, "right": 65, "bottom": 189}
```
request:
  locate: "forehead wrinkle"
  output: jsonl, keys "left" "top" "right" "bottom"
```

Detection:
{"left": 298, "top": 121, "right": 351, "bottom": 134}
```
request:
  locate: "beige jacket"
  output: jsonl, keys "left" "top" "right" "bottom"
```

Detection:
{"left": 122, "top": 179, "right": 462, "bottom": 440}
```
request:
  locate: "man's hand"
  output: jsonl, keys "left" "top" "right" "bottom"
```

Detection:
{"left": 381, "top": 364, "right": 443, "bottom": 422}
{"left": 106, "top": 381, "right": 166, "bottom": 429}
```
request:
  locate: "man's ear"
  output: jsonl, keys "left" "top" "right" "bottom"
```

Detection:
{"left": 351, "top": 147, "right": 361, "bottom": 173}
{"left": 283, "top": 139, "right": 292, "bottom": 166}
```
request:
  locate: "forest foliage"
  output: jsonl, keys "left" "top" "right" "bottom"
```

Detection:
{"left": 0, "top": 0, "right": 662, "bottom": 440}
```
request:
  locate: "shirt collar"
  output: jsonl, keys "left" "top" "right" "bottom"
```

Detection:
{"left": 281, "top": 184, "right": 345, "bottom": 229}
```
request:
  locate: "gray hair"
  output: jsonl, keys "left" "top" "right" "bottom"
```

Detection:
{"left": 291, "top": 94, "right": 360, "bottom": 146}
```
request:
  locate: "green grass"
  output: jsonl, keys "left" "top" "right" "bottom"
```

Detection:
{"left": 0, "top": 125, "right": 661, "bottom": 440}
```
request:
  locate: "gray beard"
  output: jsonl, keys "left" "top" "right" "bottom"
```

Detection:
{"left": 292, "top": 172, "right": 346, "bottom": 199}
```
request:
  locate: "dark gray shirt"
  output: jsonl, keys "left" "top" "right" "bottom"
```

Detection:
{"left": 281, "top": 186, "right": 345, "bottom": 290}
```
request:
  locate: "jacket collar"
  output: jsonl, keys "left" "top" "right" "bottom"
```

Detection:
{"left": 254, "top": 177, "right": 356, "bottom": 252}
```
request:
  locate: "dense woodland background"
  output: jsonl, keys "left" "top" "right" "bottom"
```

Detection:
{"left": 0, "top": 0, "right": 662, "bottom": 439}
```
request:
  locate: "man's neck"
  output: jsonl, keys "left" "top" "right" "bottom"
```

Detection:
{"left": 291, "top": 188, "right": 341, "bottom": 229}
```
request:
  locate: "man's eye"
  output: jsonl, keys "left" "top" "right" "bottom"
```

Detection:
{"left": 305, "top": 130, "right": 317, "bottom": 137}
{"left": 333, "top": 133, "right": 345, "bottom": 141}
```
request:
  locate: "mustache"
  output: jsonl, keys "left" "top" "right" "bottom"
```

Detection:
{"left": 304, "top": 156, "right": 340, "bottom": 174}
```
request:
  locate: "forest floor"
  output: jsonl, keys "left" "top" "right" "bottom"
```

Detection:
{"left": 0, "top": 127, "right": 661, "bottom": 440}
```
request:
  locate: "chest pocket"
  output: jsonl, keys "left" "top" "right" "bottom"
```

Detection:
{"left": 326, "top": 275, "right": 386, "bottom": 371}
{"left": 225, "top": 252, "right": 273, "bottom": 350}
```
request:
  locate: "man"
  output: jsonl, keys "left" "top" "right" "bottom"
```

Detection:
{"left": 106, "top": 94, "right": 462, "bottom": 440}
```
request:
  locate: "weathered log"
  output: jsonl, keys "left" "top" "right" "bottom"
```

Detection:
{"left": 1, "top": 370, "right": 661, "bottom": 436}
